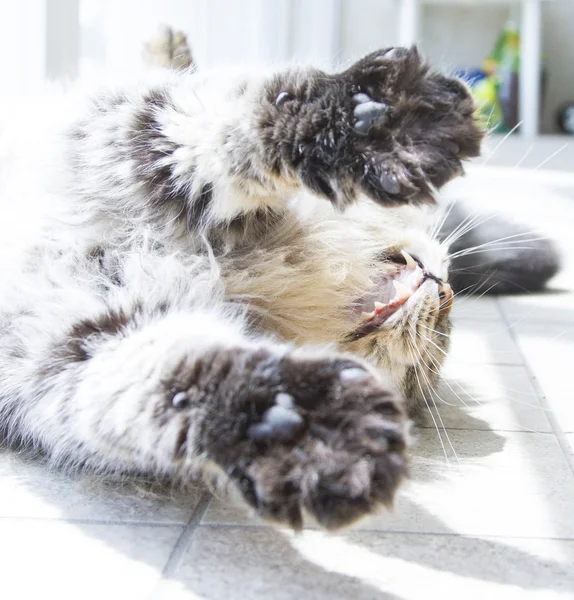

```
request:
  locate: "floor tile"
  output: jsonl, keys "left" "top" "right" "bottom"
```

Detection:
{"left": 357, "top": 429, "right": 574, "bottom": 538}
{"left": 450, "top": 297, "right": 502, "bottom": 322}
{"left": 426, "top": 363, "right": 551, "bottom": 432}
{"left": 444, "top": 319, "right": 523, "bottom": 366}
{"left": 0, "top": 519, "right": 181, "bottom": 599}
{"left": 0, "top": 451, "right": 201, "bottom": 523}
{"left": 499, "top": 292, "right": 574, "bottom": 326}
{"left": 165, "top": 525, "right": 574, "bottom": 600}
{"left": 511, "top": 322, "right": 574, "bottom": 432}
{"left": 202, "top": 494, "right": 258, "bottom": 526}
{"left": 206, "top": 430, "right": 574, "bottom": 539}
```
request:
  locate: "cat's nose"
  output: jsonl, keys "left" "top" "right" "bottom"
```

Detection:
{"left": 438, "top": 282, "right": 453, "bottom": 314}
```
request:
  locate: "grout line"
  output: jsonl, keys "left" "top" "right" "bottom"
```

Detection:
{"left": 496, "top": 298, "right": 574, "bottom": 477}
{"left": 148, "top": 490, "right": 212, "bottom": 599}
{"left": 447, "top": 362, "right": 525, "bottom": 367}
{"left": 157, "top": 490, "right": 212, "bottom": 580}
{"left": 197, "top": 522, "right": 574, "bottom": 542}
{"left": 0, "top": 516, "right": 189, "bottom": 526}
{"left": 415, "top": 426, "right": 554, "bottom": 434}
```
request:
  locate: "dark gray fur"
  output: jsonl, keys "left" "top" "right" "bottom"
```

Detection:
{"left": 439, "top": 203, "right": 561, "bottom": 294}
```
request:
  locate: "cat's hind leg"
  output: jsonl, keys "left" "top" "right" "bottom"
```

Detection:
{"left": 3, "top": 302, "right": 407, "bottom": 530}
{"left": 142, "top": 25, "right": 194, "bottom": 71}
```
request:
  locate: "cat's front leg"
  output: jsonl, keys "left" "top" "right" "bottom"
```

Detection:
{"left": 67, "top": 47, "right": 481, "bottom": 234}
{"left": 10, "top": 308, "right": 407, "bottom": 530}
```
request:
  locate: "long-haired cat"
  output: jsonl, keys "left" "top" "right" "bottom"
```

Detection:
{"left": 0, "top": 32, "right": 557, "bottom": 530}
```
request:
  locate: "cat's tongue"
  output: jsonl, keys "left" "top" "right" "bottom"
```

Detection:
{"left": 349, "top": 251, "right": 425, "bottom": 341}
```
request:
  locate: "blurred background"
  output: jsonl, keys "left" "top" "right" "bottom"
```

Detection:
{"left": 1, "top": 0, "right": 573, "bottom": 163}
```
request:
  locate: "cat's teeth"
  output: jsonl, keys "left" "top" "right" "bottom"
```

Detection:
{"left": 414, "top": 268, "right": 424, "bottom": 286}
{"left": 393, "top": 280, "right": 411, "bottom": 302}
{"left": 401, "top": 250, "right": 417, "bottom": 270}
{"left": 361, "top": 310, "right": 376, "bottom": 320}
{"left": 374, "top": 301, "right": 386, "bottom": 310}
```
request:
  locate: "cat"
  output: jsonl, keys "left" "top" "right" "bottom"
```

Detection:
{"left": 0, "top": 30, "right": 553, "bottom": 531}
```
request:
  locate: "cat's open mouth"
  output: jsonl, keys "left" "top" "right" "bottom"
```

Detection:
{"left": 348, "top": 251, "right": 436, "bottom": 341}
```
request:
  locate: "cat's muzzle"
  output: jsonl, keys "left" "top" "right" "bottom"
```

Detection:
{"left": 348, "top": 250, "right": 452, "bottom": 341}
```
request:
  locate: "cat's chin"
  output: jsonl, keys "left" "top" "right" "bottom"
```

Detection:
{"left": 347, "top": 250, "right": 453, "bottom": 341}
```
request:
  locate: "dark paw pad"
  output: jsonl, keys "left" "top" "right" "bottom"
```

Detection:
{"left": 248, "top": 393, "right": 305, "bottom": 443}
{"left": 353, "top": 93, "right": 388, "bottom": 133}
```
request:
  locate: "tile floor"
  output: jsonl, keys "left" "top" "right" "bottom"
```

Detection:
{"left": 1, "top": 164, "right": 574, "bottom": 599}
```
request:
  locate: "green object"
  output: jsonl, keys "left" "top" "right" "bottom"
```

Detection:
{"left": 483, "top": 18, "right": 520, "bottom": 133}
{"left": 468, "top": 18, "right": 521, "bottom": 134}
{"left": 472, "top": 75, "right": 505, "bottom": 133}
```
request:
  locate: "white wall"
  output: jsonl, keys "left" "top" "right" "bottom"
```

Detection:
{"left": 1, "top": 0, "right": 572, "bottom": 133}
{"left": 340, "top": 0, "right": 399, "bottom": 63}
{"left": 79, "top": 0, "right": 339, "bottom": 74}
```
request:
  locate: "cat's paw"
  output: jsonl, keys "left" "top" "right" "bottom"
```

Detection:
{"left": 257, "top": 46, "right": 483, "bottom": 208}
{"left": 198, "top": 351, "right": 408, "bottom": 530}
{"left": 142, "top": 25, "right": 194, "bottom": 71}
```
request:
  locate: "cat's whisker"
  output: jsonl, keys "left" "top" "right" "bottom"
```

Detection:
{"left": 440, "top": 212, "right": 494, "bottom": 249}
{"left": 447, "top": 232, "right": 545, "bottom": 260}
{"left": 448, "top": 243, "right": 542, "bottom": 261}
{"left": 460, "top": 280, "right": 501, "bottom": 301}
{"left": 455, "top": 229, "right": 542, "bottom": 245}
{"left": 420, "top": 344, "right": 548, "bottom": 433}
{"left": 420, "top": 346, "right": 473, "bottom": 411}
{"left": 447, "top": 283, "right": 486, "bottom": 300}
{"left": 419, "top": 323, "right": 450, "bottom": 338}
{"left": 435, "top": 279, "right": 503, "bottom": 316}
{"left": 534, "top": 142, "right": 569, "bottom": 170}
{"left": 407, "top": 335, "right": 460, "bottom": 451}
{"left": 420, "top": 325, "right": 554, "bottom": 426}
{"left": 444, "top": 374, "right": 545, "bottom": 434}
{"left": 408, "top": 331, "right": 452, "bottom": 389}
{"left": 450, "top": 266, "right": 546, "bottom": 295}
{"left": 515, "top": 142, "right": 535, "bottom": 167}
{"left": 441, "top": 211, "right": 492, "bottom": 243}
{"left": 417, "top": 331, "right": 450, "bottom": 359}
{"left": 482, "top": 120, "right": 523, "bottom": 165}
{"left": 439, "top": 209, "right": 518, "bottom": 249}
{"left": 483, "top": 103, "right": 497, "bottom": 133}
{"left": 429, "top": 197, "right": 462, "bottom": 241}
{"left": 406, "top": 340, "right": 453, "bottom": 464}
{"left": 425, "top": 282, "right": 483, "bottom": 317}
{"left": 448, "top": 224, "right": 533, "bottom": 248}
{"left": 407, "top": 340, "right": 460, "bottom": 462}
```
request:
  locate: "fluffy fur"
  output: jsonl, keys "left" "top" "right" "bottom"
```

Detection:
{"left": 0, "top": 39, "right": 487, "bottom": 529}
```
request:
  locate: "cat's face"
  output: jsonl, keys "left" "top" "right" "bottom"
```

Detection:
{"left": 341, "top": 204, "right": 453, "bottom": 416}
{"left": 223, "top": 200, "right": 452, "bottom": 417}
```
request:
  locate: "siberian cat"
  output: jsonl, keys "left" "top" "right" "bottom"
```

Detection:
{"left": 0, "top": 32, "right": 557, "bottom": 530}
